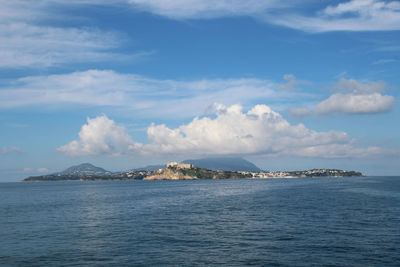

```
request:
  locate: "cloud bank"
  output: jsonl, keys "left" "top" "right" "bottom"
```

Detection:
{"left": 0, "top": 0, "right": 145, "bottom": 68}
{"left": 0, "top": 70, "right": 309, "bottom": 118}
{"left": 0, "top": 23, "right": 125, "bottom": 68}
{"left": 2, "top": 0, "right": 399, "bottom": 67}
{"left": 315, "top": 78, "right": 395, "bottom": 115}
{"left": 58, "top": 104, "right": 394, "bottom": 159}
{"left": 3, "top": 71, "right": 395, "bottom": 118}
{"left": 1, "top": 0, "right": 398, "bottom": 69}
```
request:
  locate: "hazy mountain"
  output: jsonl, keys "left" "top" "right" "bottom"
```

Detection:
{"left": 182, "top": 157, "right": 261, "bottom": 172}
{"left": 59, "top": 163, "right": 110, "bottom": 176}
{"left": 132, "top": 164, "right": 165, "bottom": 171}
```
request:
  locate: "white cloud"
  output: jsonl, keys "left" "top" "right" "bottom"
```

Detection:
{"left": 0, "top": 23, "right": 125, "bottom": 68}
{"left": 2, "top": 0, "right": 398, "bottom": 42}
{"left": 144, "top": 103, "right": 350, "bottom": 157}
{"left": 0, "top": 70, "right": 310, "bottom": 118}
{"left": 270, "top": 0, "right": 400, "bottom": 32}
{"left": 280, "top": 74, "right": 298, "bottom": 91}
{"left": 59, "top": 104, "right": 395, "bottom": 158}
{"left": 373, "top": 58, "right": 400, "bottom": 65}
{"left": 0, "top": 70, "right": 138, "bottom": 108}
{"left": 315, "top": 78, "right": 395, "bottom": 115}
{"left": 3, "top": 70, "right": 396, "bottom": 118}
{"left": 1, "top": 0, "right": 397, "bottom": 68}
{"left": 315, "top": 93, "right": 394, "bottom": 115}
{"left": 331, "top": 78, "right": 387, "bottom": 94}
{"left": 3, "top": 71, "right": 395, "bottom": 118}
{"left": 123, "top": 0, "right": 400, "bottom": 32}
{"left": 0, "top": 146, "right": 22, "bottom": 155}
{"left": 0, "top": 0, "right": 43, "bottom": 24}
{"left": 57, "top": 115, "right": 142, "bottom": 157}
{"left": 0, "top": 0, "right": 147, "bottom": 68}
{"left": 126, "top": 0, "right": 288, "bottom": 19}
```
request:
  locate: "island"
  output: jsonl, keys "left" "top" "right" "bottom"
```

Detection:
{"left": 23, "top": 161, "right": 364, "bottom": 182}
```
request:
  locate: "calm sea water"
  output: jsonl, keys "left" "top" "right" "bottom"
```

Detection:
{"left": 1, "top": 177, "right": 399, "bottom": 266}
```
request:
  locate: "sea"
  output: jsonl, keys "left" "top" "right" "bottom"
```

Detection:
{"left": 1, "top": 176, "right": 399, "bottom": 266}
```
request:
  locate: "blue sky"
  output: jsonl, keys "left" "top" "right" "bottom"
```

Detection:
{"left": 1, "top": 0, "right": 400, "bottom": 181}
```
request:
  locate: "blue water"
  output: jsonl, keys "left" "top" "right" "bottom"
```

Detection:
{"left": 1, "top": 177, "right": 399, "bottom": 266}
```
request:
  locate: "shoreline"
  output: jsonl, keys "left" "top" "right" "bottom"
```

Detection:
{"left": 21, "top": 175, "right": 366, "bottom": 182}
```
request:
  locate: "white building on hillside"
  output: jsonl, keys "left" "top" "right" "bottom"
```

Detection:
{"left": 166, "top": 162, "right": 194, "bottom": 169}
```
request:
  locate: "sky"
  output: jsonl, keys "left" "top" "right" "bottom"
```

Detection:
{"left": 1, "top": 0, "right": 400, "bottom": 181}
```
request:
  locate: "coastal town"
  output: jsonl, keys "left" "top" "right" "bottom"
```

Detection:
{"left": 23, "top": 161, "right": 364, "bottom": 182}
{"left": 239, "top": 168, "right": 363, "bottom": 178}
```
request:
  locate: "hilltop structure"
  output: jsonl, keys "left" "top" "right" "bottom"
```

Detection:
{"left": 144, "top": 162, "right": 247, "bottom": 181}
{"left": 144, "top": 162, "right": 195, "bottom": 180}
{"left": 182, "top": 157, "right": 261, "bottom": 172}
{"left": 166, "top": 162, "right": 194, "bottom": 169}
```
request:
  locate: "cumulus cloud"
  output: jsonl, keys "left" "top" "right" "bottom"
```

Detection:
{"left": 315, "top": 78, "right": 395, "bottom": 115}
{"left": 315, "top": 93, "right": 394, "bottom": 115}
{"left": 59, "top": 104, "right": 395, "bottom": 158}
{"left": 57, "top": 115, "right": 142, "bottom": 157}
{"left": 144, "top": 103, "right": 351, "bottom": 157}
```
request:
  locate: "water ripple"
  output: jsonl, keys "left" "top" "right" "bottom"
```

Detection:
{"left": 0, "top": 177, "right": 399, "bottom": 266}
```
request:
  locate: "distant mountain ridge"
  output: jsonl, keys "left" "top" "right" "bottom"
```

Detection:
{"left": 131, "top": 158, "right": 261, "bottom": 172}
{"left": 58, "top": 163, "right": 110, "bottom": 176}
{"left": 182, "top": 157, "right": 262, "bottom": 172}
{"left": 132, "top": 164, "right": 165, "bottom": 171}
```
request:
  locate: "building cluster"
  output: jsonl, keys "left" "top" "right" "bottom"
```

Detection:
{"left": 239, "top": 171, "right": 300, "bottom": 178}
{"left": 166, "top": 162, "right": 194, "bottom": 169}
{"left": 304, "top": 169, "right": 338, "bottom": 175}
{"left": 239, "top": 168, "right": 353, "bottom": 178}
